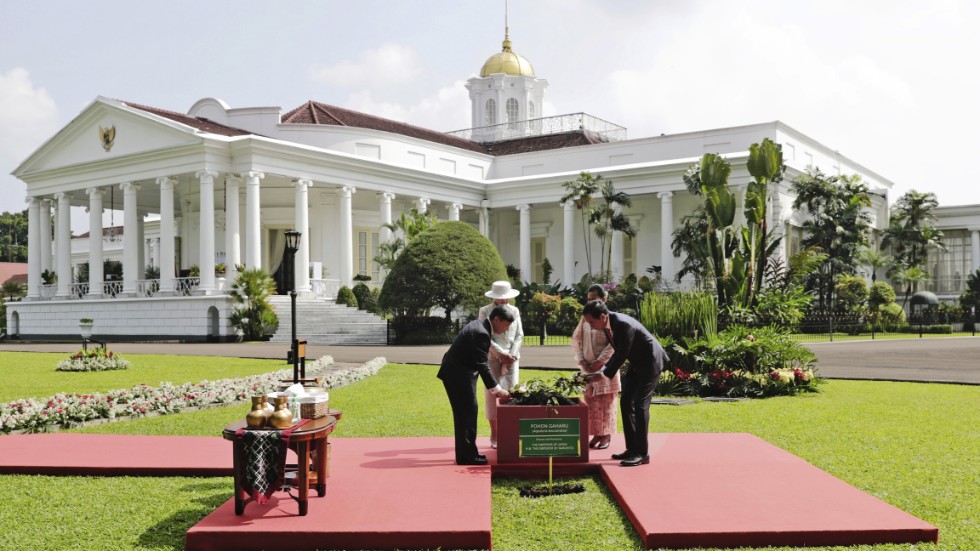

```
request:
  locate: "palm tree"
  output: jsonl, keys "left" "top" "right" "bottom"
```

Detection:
{"left": 560, "top": 172, "right": 603, "bottom": 279}
{"left": 590, "top": 178, "right": 635, "bottom": 278}
{"left": 228, "top": 265, "right": 280, "bottom": 340}
{"left": 882, "top": 190, "right": 944, "bottom": 270}
{"left": 892, "top": 266, "right": 931, "bottom": 309}
{"left": 2, "top": 280, "right": 25, "bottom": 301}
{"left": 374, "top": 208, "right": 438, "bottom": 271}
{"left": 856, "top": 248, "right": 893, "bottom": 283}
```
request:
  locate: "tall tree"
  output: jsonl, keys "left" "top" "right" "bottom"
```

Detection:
{"left": 0, "top": 209, "right": 29, "bottom": 263}
{"left": 882, "top": 190, "right": 945, "bottom": 271}
{"left": 791, "top": 169, "right": 873, "bottom": 310}
{"left": 743, "top": 138, "right": 785, "bottom": 308}
{"left": 856, "top": 247, "right": 893, "bottom": 284}
{"left": 592, "top": 178, "right": 636, "bottom": 277}
{"left": 559, "top": 172, "right": 603, "bottom": 279}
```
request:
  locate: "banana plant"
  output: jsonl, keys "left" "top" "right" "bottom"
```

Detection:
{"left": 743, "top": 138, "right": 784, "bottom": 307}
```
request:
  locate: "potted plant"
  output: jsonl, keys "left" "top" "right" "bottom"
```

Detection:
{"left": 79, "top": 318, "right": 94, "bottom": 339}
{"left": 496, "top": 374, "right": 590, "bottom": 464}
{"left": 215, "top": 263, "right": 227, "bottom": 276}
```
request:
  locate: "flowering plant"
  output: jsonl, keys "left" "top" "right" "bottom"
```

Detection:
{"left": 56, "top": 348, "right": 131, "bottom": 372}
{"left": 1, "top": 355, "right": 386, "bottom": 434}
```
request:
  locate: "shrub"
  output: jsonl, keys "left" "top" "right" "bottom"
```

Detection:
{"left": 835, "top": 275, "right": 869, "bottom": 313}
{"left": 336, "top": 286, "right": 358, "bottom": 307}
{"left": 554, "top": 296, "right": 584, "bottom": 336}
{"left": 754, "top": 286, "right": 811, "bottom": 329}
{"left": 868, "top": 281, "right": 897, "bottom": 310}
{"left": 352, "top": 283, "right": 374, "bottom": 311}
{"left": 509, "top": 375, "right": 585, "bottom": 406}
{"left": 379, "top": 222, "right": 507, "bottom": 322}
{"left": 389, "top": 316, "right": 455, "bottom": 345}
{"left": 665, "top": 325, "right": 819, "bottom": 398}
{"left": 228, "top": 266, "right": 279, "bottom": 341}
{"left": 525, "top": 292, "right": 561, "bottom": 336}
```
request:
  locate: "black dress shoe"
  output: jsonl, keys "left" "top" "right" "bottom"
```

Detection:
{"left": 611, "top": 451, "right": 633, "bottom": 460}
{"left": 457, "top": 456, "right": 489, "bottom": 466}
{"left": 620, "top": 455, "right": 650, "bottom": 467}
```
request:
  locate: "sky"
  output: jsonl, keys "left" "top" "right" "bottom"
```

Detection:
{"left": 2, "top": 0, "right": 979, "bottom": 227}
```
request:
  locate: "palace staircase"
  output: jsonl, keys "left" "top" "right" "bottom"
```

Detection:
{"left": 267, "top": 295, "right": 388, "bottom": 345}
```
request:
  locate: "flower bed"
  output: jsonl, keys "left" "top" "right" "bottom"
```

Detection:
{"left": 56, "top": 348, "right": 131, "bottom": 372}
{"left": 0, "top": 356, "right": 387, "bottom": 434}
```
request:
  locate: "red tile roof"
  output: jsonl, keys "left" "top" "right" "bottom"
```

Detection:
{"left": 281, "top": 101, "right": 487, "bottom": 153}
{"left": 123, "top": 102, "right": 253, "bottom": 137}
{"left": 483, "top": 131, "right": 604, "bottom": 155}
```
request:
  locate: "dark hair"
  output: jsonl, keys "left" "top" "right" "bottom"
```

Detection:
{"left": 488, "top": 304, "right": 515, "bottom": 323}
{"left": 582, "top": 299, "right": 609, "bottom": 319}
{"left": 587, "top": 284, "right": 608, "bottom": 299}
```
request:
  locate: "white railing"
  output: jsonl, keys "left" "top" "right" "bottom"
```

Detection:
{"left": 310, "top": 278, "right": 341, "bottom": 299}
{"left": 446, "top": 112, "right": 627, "bottom": 144}
{"left": 175, "top": 276, "right": 200, "bottom": 296}
{"left": 103, "top": 280, "right": 123, "bottom": 297}
{"left": 136, "top": 279, "right": 160, "bottom": 297}
{"left": 70, "top": 283, "right": 88, "bottom": 299}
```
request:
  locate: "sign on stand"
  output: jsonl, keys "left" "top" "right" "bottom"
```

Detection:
{"left": 519, "top": 418, "right": 581, "bottom": 458}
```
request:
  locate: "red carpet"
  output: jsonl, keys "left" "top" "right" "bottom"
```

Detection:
{"left": 0, "top": 432, "right": 938, "bottom": 550}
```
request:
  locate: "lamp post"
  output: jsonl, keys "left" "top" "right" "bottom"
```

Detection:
{"left": 284, "top": 229, "right": 302, "bottom": 383}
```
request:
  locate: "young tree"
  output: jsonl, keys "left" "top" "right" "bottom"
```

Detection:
{"left": 379, "top": 222, "right": 507, "bottom": 323}
{"left": 856, "top": 247, "right": 893, "bottom": 284}
{"left": 891, "top": 266, "right": 931, "bottom": 309}
{"left": 790, "top": 169, "right": 873, "bottom": 310}
{"left": 671, "top": 207, "right": 711, "bottom": 287}
{"left": 373, "top": 208, "right": 438, "bottom": 272}
{"left": 559, "top": 172, "right": 603, "bottom": 278}
{"left": 228, "top": 266, "right": 280, "bottom": 340}
{"left": 592, "top": 178, "right": 636, "bottom": 277}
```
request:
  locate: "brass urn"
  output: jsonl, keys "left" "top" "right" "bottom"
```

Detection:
{"left": 268, "top": 395, "right": 294, "bottom": 429}
{"left": 246, "top": 395, "right": 270, "bottom": 428}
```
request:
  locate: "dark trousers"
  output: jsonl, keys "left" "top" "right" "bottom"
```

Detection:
{"left": 620, "top": 367, "right": 659, "bottom": 457}
{"left": 442, "top": 377, "right": 479, "bottom": 462}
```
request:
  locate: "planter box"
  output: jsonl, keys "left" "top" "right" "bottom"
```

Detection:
{"left": 496, "top": 399, "right": 589, "bottom": 464}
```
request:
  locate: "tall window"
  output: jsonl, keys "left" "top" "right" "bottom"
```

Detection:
{"left": 355, "top": 228, "right": 380, "bottom": 281}
{"left": 485, "top": 99, "right": 496, "bottom": 125}
{"left": 928, "top": 229, "right": 970, "bottom": 295}
{"left": 529, "top": 100, "right": 536, "bottom": 120}
{"left": 623, "top": 234, "right": 636, "bottom": 278}
{"left": 506, "top": 98, "right": 519, "bottom": 129}
{"left": 532, "top": 237, "right": 547, "bottom": 283}
{"left": 529, "top": 100, "right": 539, "bottom": 132}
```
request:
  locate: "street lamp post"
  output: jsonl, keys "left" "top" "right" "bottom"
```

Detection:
{"left": 284, "top": 229, "right": 302, "bottom": 383}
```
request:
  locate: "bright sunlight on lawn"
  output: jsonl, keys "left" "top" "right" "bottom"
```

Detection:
{"left": 0, "top": 360, "right": 976, "bottom": 551}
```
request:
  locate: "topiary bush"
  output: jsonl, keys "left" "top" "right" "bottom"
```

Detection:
{"left": 379, "top": 221, "right": 507, "bottom": 323}
{"left": 336, "top": 286, "right": 358, "bottom": 307}
{"left": 352, "top": 283, "right": 375, "bottom": 311}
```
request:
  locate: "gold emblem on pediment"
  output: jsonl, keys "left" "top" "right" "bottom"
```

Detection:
{"left": 98, "top": 125, "right": 116, "bottom": 152}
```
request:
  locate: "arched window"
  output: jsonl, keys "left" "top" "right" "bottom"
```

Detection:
{"left": 506, "top": 98, "right": 519, "bottom": 127}
{"left": 485, "top": 99, "right": 496, "bottom": 125}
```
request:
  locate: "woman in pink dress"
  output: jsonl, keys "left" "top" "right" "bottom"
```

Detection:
{"left": 571, "top": 285, "right": 620, "bottom": 449}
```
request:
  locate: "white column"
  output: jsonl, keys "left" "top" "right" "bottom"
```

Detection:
{"left": 417, "top": 197, "right": 430, "bottom": 214}
{"left": 225, "top": 175, "right": 241, "bottom": 281}
{"left": 479, "top": 200, "right": 490, "bottom": 237}
{"left": 26, "top": 197, "right": 41, "bottom": 299}
{"left": 659, "top": 192, "right": 674, "bottom": 282}
{"left": 136, "top": 211, "right": 146, "bottom": 281}
{"left": 611, "top": 204, "right": 624, "bottom": 281}
{"left": 55, "top": 192, "right": 71, "bottom": 298}
{"left": 121, "top": 182, "right": 140, "bottom": 295}
{"left": 448, "top": 202, "right": 462, "bottom": 221}
{"left": 970, "top": 228, "right": 980, "bottom": 272}
{"left": 39, "top": 199, "right": 52, "bottom": 275}
{"left": 563, "top": 200, "right": 575, "bottom": 286}
{"left": 197, "top": 170, "right": 216, "bottom": 293}
{"left": 517, "top": 204, "right": 531, "bottom": 282}
{"left": 86, "top": 188, "right": 104, "bottom": 297}
{"left": 379, "top": 192, "right": 395, "bottom": 243}
{"left": 158, "top": 177, "right": 176, "bottom": 294}
{"left": 244, "top": 171, "right": 264, "bottom": 269}
{"left": 294, "top": 179, "right": 312, "bottom": 294}
{"left": 339, "top": 185, "right": 356, "bottom": 287}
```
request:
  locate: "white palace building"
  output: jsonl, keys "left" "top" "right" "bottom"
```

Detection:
{"left": 8, "top": 31, "right": 977, "bottom": 342}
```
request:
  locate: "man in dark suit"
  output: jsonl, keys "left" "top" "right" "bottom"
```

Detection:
{"left": 583, "top": 300, "right": 668, "bottom": 466}
{"left": 438, "top": 305, "right": 514, "bottom": 465}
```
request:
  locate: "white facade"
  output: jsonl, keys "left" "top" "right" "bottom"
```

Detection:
{"left": 6, "top": 40, "right": 898, "bottom": 340}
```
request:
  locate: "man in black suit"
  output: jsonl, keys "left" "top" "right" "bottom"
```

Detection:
{"left": 438, "top": 305, "right": 514, "bottom": 465}
{"left": 583, "top": 300, "right": 668, "bottom": 466}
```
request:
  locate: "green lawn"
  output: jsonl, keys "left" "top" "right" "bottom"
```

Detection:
{"left": 0, "top": 351, "right": 284, "bottom": 402}
{"left": 0, "top": 362, "right": 977, "bottom": 551}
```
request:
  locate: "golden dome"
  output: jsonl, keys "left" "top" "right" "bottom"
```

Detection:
{"left": 480, "top": 35, "right": 535, "bottom": 77}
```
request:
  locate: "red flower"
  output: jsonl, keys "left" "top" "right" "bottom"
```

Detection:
{"left": 674, "top": 368, "right": 691, "bottom": 381}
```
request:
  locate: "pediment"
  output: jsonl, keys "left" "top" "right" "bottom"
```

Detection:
{"left": 14, "top": 97, "right": 209, "bottom": 176}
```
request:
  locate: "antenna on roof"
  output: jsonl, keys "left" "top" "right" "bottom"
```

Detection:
{"left": 505, "top": 0, "right": 509, "bottom": 40}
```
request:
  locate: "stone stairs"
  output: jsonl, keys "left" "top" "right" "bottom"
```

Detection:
{"left": 268, "top": 295, "right": 388, "bottom": 345}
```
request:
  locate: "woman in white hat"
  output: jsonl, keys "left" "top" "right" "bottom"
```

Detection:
{"left": 477, "top": 280, "right": 523, "bottom": 448}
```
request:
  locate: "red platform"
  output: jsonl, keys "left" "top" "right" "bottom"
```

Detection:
{"left": 0, "top": 432, "right": 938, "bottom": 550}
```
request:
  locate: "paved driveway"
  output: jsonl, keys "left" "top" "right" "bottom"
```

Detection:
{"left": 2, "top": 337, "right": 978, "bottom": 384}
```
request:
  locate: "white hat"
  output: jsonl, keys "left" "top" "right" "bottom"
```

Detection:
{"left": 485, "top": 280, "right": 520, "bottom": 299}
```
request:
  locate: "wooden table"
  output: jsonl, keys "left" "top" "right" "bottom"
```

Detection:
{"left": 223, "top": 411, "right": 341, "bottom": 516}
